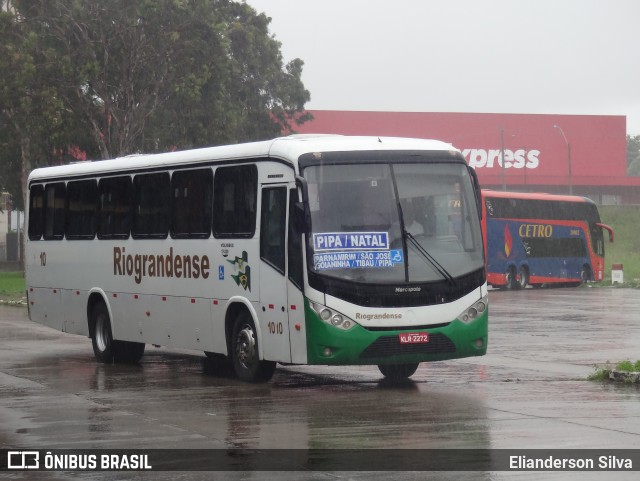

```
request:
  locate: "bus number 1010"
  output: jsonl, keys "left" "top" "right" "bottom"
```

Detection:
{"left": 268, "top": 321, "right": 284, "bottom": 335}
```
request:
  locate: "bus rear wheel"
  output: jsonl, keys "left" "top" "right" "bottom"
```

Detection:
{"left": 378, "top": 363, "right": 419, "bottom": 380}
{"left": 231, "top": 312, "right": 276, "bottom": 383}
{"left": 518, "top": 266, "right": 529, "bottom": 289}
{"left": 91, "top": 302, "right": 145, "bottom": 364}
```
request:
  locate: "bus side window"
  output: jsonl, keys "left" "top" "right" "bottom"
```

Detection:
{"left": 44, "top": 182, "right": 66, "bottom": 240}
{"left": 287, "top": 189, "right": 304, "bottom": 289}
{"left": 28, "top": 184, "right": 45, "bottom": 240}
{"left": 66, "top": 179, "right": 98, "bottom": 240}
{"left": 260, "top": 187, "right": 287, "bottom": 274}
{"left": 213, "top": 165, "right": 257, "bottom": 238}
{"left": 98, "top": 176, "right": 133, "bottom": 239}
{"left": 133, "top": 172, "right": 171, "bottom": 238}
{"left": 170, "top": 168, "right": 212, "bottom": 238}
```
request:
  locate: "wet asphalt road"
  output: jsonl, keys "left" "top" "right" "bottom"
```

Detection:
{"left": 1, "top": 287, "right": 639, "bottom": 480}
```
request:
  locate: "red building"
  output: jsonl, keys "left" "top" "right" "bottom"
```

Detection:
{"left": 295, "top": 111, "right": 639, "bottom": 204}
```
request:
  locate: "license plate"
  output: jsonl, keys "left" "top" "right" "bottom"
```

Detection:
{"left": 399, "top": 333, "right": 429, "bottom": 344}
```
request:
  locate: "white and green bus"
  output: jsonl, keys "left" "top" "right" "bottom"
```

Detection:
{"left": 25, "top": 135, "right": 488, "bottom": 382}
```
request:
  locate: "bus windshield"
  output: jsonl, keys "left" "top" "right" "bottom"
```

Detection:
{"left": 304, "top": 162, "right": 484, "bottom": 284}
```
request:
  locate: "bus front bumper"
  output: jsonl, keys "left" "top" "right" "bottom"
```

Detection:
{"left": 305, "top": 302, "right": 488, "bottom": 366}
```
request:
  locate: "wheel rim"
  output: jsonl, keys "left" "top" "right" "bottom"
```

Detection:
{"left": 95, "top": 313, "right": 108, "bottom": 352}
{"left": 519, "top": 270, "right": 527, "bottom": 288}
{"left": 505, "top": 271, "right": 513, "bottom": 288}
{"left": 235, "top": 324, "right": 256, "bottom": 369}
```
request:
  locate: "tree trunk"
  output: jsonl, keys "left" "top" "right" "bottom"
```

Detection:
{"left": 20, "top": 135, "right": 32, "bottom": 272}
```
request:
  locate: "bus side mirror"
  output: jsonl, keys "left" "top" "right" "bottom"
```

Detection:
{"left": 295, "top": 175, "right": 312, "bottom": 234}
{"left": 467, "top": 166, "right": 482, "bottom": 220}
{"left": 596, "top": 223, "right": 614, "bottom": 242}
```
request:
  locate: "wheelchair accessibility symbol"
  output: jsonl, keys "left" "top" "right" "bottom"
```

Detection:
{"left": 390, "top": 249, "right": 404, "bottom": 264}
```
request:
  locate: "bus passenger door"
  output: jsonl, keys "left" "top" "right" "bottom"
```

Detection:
{"left": 259, "top": 185, "right": 291, "bottom": 362}
{"left": 286, "top": 188, "right": 307, "bottom": 364}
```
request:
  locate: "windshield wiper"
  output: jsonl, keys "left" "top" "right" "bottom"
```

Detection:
{"left": 404, "top": 230, "right": 456, "bottom": 286}
{"left": 396, "top": 200, "right": 455, "bottom": 286}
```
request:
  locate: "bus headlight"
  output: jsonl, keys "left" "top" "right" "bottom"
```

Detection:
{"left": 457, "top": 294, "right": 488, "bottom": 324}
{"left": 310, "top": 302, "right": 356, "bottom": 331}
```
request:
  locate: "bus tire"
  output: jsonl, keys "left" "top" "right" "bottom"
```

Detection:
{"left": 378, "top": 363, "right": 419, "bottom": 380}
{"left": 91, "top": 302, "right": 145, "bottom": 364}
{"left": 231, "top": 311, "right": 276, "bottom": 383}
{"left": 91, "top": 302, "right": 116, "bottom": 363}
{"left": 505, "top": 267, "right": 517, "bottom": 290}
{"left": 518, "top": 266, "right": 529, "bottom": 289}
{"left": 580, "top": 265, "right": 592, "bottom": 284}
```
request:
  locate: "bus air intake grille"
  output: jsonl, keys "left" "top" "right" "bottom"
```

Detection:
{"left": 363, "top": 322, "right": 451, "bottom": 332}
{"left": 359, "top": 333, "right": 456, "bottom": 359}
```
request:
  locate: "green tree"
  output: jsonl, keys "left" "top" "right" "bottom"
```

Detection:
{"left": 0, "top": 8, "right": 94, "bottom": 210}
{"left": 2, "top": 0, "right": 311, "bottom": 208}
{"left": 627, "top": 135, "right": 640, "bottom": 176}
{"left": 13, "top": 0, "right": 311, "bottom": 159}
{"left": 148, "top": 0, "right": 312, "bottom": 149}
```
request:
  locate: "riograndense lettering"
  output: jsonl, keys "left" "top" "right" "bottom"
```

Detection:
{"left": 355, "top": 312, "right": 403, "bottom": 321}
{"left": 113, "top": 247, "right": 210, "bottom": 284}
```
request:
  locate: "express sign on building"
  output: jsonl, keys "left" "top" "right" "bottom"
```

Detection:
{"left": 293, "top": 111, "right": 631, "bottom": 190}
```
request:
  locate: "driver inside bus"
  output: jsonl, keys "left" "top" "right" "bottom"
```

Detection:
{"left": 401, "top": 200, "right": 424, "bottom": 236}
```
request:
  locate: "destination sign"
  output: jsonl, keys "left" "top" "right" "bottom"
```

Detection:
{"left": 313, "top": 232, "right": 389, "bottom": 252}
{"left": 313, "top": 249, "right": 403, "bottom": 270}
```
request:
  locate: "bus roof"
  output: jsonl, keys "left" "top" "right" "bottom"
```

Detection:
{"left": 481, "top": 189, "right": 596, "bottom": 205}
{"left": 28, "top": 135, "right": 458, "bottom": 183}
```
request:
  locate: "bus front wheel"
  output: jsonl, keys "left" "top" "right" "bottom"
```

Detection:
{"left": 91, "top": 302, "right": 145, "bottom": 364}
{"left": 231, "top": 312, "right": 276, "bottom": 383}
{"left": 580, "top": 265, "right": 592, "bottom": 284}
{"left": 378, "top": 363, "right": 419, "bottom": 380}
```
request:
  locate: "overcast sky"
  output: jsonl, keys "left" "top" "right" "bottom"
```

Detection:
{"left": 245, "top": 0, "right": 640, "bottom": 136}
